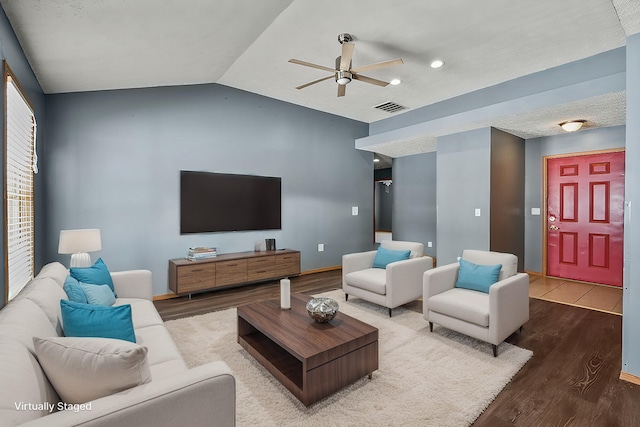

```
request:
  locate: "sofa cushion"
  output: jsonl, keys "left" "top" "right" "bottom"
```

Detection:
{"left": 428, "top": 288, "right": 490, "bottom": 327}
{"left": 70, "top": 258, "right": 116, "bottom": 297}
{"left": 455, "top": 259, "right": 502, "bottom": 293}
{"left": 34, "top": 336, "right": 151, "bottom": 404}
{"left": 16, "top": 277, "right": 68, "bottom": 336}
{"left": 344, "top": 268, "right": 387, "bottom": 295}
{"left": 114, "top": 298, "right": 164, "bottom": 329}
{"left": 61, "top": 300, "right": 136, "bottom": 343}
{"left": 0, "top": 299, "right": 58, "bottom": 354}
{"left": 0, "top": 338, "right": 59, "bottom": 427}
{"left": 35, "top": 262, "right": 69, "bottom": 287}
{"left": 79, "top": 283, "right": 116, "bottom": 306}
{"left": 134, "top": 325, "right": 188, "bottom": 368}
{"left": 63, "top": 276, "right": 88, "bottom": 304}
{"left": 372, "top": 247, "right": 411, "bottom": 269}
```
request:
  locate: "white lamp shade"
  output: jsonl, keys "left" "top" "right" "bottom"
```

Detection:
{"left": 58, "top": 229, "right": 102, "bottom": 254}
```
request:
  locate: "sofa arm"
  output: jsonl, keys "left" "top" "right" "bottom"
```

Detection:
{"left": 385, "top": 256, "right": 434, "bottom": 305}
{"left": 111, "top": 270, "right": 153, "bottom": 301}
{"left": 342, "top": 251, "right": 377, "bottom": 283}
{"left": 489, "top": 272, "right": 530, "bottom": 344}
{"left": 423, "top": 263, "right": 459, "bottom": 300}
{"left": 20, "top": 361, "right": 235, "bottom": 427}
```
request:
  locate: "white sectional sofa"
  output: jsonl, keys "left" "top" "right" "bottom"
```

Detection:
{"left": 0, "top": 262, "right": 235, "bottom": 427}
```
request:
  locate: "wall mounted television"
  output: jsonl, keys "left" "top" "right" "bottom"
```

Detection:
{"left": 180, "top": 171, "right": 281, "bottom": 234}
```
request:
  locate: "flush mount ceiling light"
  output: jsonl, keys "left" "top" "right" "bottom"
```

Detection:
{"left": 390, "top": 78, "right": 402, "bottom": 86}
{"left": 373, "top": 157, "right": 380, "bottom": 163}
{"left": 559, "top": 120, "right": 586, "bottom": 132}
{"left": 430, "top": 59, "right": 444, "bottom": 69}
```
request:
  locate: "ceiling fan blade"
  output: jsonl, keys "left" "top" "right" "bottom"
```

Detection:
{"left": 352, "top": 73, "right": 389, "bottom": 87}
{"left": 351, "top": 58, "right": 403, "bottom": 74}
{"left": 340, "top": 43, "right": 355, "bottom": 70}
{"left": 288, "top": 59, "right": 336, "bottom": 74}
{"left": 338, "top": 84, "right": 346, "bottom": 97}
{"left": 295, "top": 75, "right": 334, "bottom": 90}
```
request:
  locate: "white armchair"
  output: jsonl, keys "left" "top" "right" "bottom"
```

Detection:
{"left": 343, "top": 240, "right": 434, "bottom": 317}
{"left": 423, "top": 249, "right": 529, "bottom": 356}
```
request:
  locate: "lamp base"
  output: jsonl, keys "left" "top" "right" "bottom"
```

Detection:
{"left": 70, "top": 253, "right": 92, "bottom": 268}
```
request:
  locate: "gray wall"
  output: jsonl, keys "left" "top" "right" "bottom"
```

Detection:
{"left": 392, "top": 152, "right": 437, "bottom": 258}
{"left": 375, "top": 181, "right": 392, "bottom": 231}
{"left": 0, "top": 8, "right": 46, "bottom": 307}
{"left": 437, "top": 128, "right": 492, "bottom": 264}
{"left": 523, "top": 125, "right": 626, "bottom": 272}
{"left": 490, "top": 128, "right": 525, "bottom": 271}
{"left": 44, "top": 84, "right": 370, "bottom": 296}
{"left": 623, "top": 32, "right": 640, "bottom": 377}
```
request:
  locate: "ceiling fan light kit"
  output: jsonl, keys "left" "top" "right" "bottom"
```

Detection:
{"left": 289, "top": 33, "right": 403, "bottom": 97}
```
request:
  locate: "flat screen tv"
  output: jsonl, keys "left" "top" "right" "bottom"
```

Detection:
{"left": 180, "top": 171, "right": 281, "bottom": 234}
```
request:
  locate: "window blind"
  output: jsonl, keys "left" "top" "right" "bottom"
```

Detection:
{"left": 6, "top": 72, "right": 36, "bottom": 301}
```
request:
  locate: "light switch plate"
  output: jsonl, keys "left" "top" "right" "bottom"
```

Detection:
{"left": 427, "top": 241, "right": 433, "bottom": 248}
{"left": 352, "top": 206, "right": 358, "bottom": 216}
{"left": 318, "top": 243, "right": 324, "bottom": 252}
{"left": 531, "top": 208, "right": 541, "bottom": 215}
{"left": 475, "top": 208, "right": 481, "bottom": 217}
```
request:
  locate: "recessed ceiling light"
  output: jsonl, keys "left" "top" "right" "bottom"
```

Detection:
{"left": 390, "top": 78, "right": 402, "bottom": 86}
{"left": 430, "top": 59, "right": 444, "bottom": 69}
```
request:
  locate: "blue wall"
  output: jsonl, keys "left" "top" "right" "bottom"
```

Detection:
{"left": 392, "top": 152, "right": 437, "bottom": 258}
{"left": 44, "top": 84, "right": 371, "bottom": 295}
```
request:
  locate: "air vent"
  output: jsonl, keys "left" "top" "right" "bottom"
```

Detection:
{"left": 374, "top": 101, "right": 407, "bottom": 113}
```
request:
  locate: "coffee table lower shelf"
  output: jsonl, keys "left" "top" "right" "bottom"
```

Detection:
{"left": 237, "top": 294, "right": 378, "bottom": 406}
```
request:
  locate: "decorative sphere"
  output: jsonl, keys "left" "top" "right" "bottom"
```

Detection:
{"left": 306, "top": 297, "right": 339, "bottom": 323}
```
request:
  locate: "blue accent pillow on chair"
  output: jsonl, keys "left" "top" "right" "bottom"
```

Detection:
{"left": 70, "top": 258, "right": 116, "bottom": 297}
{"left": 372, "top": 246, "right": 411, "bottom": 269}
{"left": 63, "top": 276, "right": 88, "bottom": 304}
{"left": 455, "top": 258, "right": 502, "bottom": 293}
{"left": 60, "top": 300, "right": 135, "bottom": 343}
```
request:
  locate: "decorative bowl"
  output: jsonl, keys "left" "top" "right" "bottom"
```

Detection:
{"left": 306, "top": 297, "right": 339, "bottom": 323}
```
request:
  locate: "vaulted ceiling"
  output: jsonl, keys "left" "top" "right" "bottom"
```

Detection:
{"left": 2, "top": 0, "right": 639, "bottom": 156}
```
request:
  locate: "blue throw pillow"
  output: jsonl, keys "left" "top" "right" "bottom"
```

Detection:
{"left": 79, "top": 283, "right": 116, "bottom": 306}
{"left": 372, "top": 246, "right": 411, "bottom": 269}
{"left": 455, "top": 259, "right": 503, "bottom": 293}
{"left": 63, "top": 276, "right": 87, "bottom": 304}
{"left": 60, "top": 300, "right": 135, "bottom": 343}
{"left": 70, "top": 258, "right": 116, "bottom": 297}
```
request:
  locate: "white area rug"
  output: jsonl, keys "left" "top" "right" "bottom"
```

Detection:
{"left": 165, "top": 290, "right": 532, "bottom": 426}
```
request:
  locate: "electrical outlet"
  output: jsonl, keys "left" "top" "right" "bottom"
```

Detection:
{"left": 318, "top": 243, "right": 324, "bottom": 252}
{"left": 352, "top": 206, "right": 358, "bottom": 216}
{"left": 427, "top": 241, "right": 433, "bottom": 248}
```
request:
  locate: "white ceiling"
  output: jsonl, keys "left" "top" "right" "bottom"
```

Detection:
{"left": 2, "top": 0, "right": 639, "bottom": 157}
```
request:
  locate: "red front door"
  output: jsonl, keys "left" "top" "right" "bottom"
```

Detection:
{"left": 546, "top": 151, "right": 625, "bottom": 287}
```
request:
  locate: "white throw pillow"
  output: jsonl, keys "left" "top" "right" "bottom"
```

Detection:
{"left": 33, "top": 336, "right": 151, "bottom": 404}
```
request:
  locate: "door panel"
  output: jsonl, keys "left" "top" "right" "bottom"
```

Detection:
{"left": 546, "top": 151, "right": 624, "bottom": 287}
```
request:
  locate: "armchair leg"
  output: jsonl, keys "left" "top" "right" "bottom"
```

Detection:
{"left": 429, "top": 322, "right": 433, "bottom": 332}
{"left": 519, "top": 325, "right": 524, "bottom": 333}
{"left": 345, "top": 293, "right": 349, "bottom": 301}
{"left": 492, "top": 344, "right": 498, "bottom": 357}
{"left": 388, "top": 308, "right": 392, "bottom": 317}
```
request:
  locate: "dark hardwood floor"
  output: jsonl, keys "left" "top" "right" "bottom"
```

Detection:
{"left": 154, "top": 269, "right": 640, "bottom": 426}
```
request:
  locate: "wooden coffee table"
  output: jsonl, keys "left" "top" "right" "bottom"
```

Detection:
{"left": 237, "top": 293, "right": 378, "bottom": 406}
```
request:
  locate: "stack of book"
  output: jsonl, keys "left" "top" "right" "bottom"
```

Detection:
{"left": 187, "top": 246, "right": 217, "bottom": 261}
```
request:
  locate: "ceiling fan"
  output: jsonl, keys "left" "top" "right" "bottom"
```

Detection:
{"left": 289, "top": 33, "right": 403, "bottom": 97}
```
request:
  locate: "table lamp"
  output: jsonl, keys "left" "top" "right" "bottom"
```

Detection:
{"left": 58, "top": 228, "right": 102, "bottom": 268}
